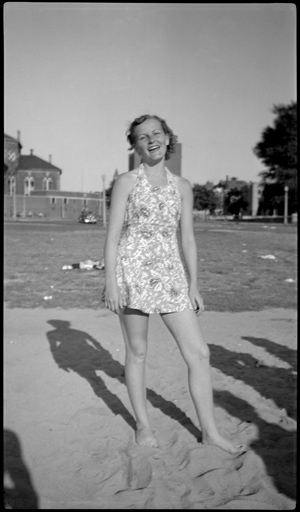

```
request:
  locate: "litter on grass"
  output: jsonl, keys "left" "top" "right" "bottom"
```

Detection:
{"left": 259, "top": 255, "right": 276, "bottom": 260}
{"left": 61, "top": 259, "right": 105, "bottom": 271}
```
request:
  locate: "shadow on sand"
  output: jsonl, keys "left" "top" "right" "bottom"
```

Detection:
{"left": 4, "top": 429, "right": 39, "bottom": 509}
{"left": 45, "top": 321, "right": 296, "bottom": 500}
{"left": 46, "top": 320, "right": 200, "bottom": 440}
{"left": 213, "top": 389, "right": 296, "bottom": 500}
{"left": 209, "top": 336, "right": 296, "bottom": 500}
{"left": 209, "top": 338, "right": 297, "bottom": 420}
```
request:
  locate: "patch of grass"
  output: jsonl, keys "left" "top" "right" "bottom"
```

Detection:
{"left": 4, "top": 220, "right": 297, "bottom": 312}
{"left": 193, "top": 228, "right": 297, "bottom": 311}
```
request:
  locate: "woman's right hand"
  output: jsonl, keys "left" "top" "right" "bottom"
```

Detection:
{"left": 104, "top": 283, "right": 123, "bottom": 314}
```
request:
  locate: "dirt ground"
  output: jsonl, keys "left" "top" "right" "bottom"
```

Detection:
{"left": 4, "top": 305, "right": 297, "bottom": 509}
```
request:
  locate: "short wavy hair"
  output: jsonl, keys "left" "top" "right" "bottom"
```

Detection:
{"left": 126, "top": 114, "right": 178, "bottom": 161}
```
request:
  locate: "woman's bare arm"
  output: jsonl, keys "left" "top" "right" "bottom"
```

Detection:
{"left": 104, "top": 171, "right": 136, "bottom": 312}
{"left": 177, "top": 177, "right": 204, "bottom": 314}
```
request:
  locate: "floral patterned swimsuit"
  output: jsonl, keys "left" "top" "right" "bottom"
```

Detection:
{"left": 116, "top": 164, "right": 193, "bottom": 314}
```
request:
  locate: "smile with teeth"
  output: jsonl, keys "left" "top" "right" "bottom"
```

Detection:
{"left": 149, "top": 145, "right": 160, "bottom": 152}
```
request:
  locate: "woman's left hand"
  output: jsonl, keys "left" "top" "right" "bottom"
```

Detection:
{"left": 189, "top": 286, "right": 205, "bottom": 316}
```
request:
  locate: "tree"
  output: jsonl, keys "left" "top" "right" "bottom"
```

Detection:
{"left": 215, "top": 180, "right": 227, "bottom": 189}
{"left": 224, "top": 187, "right": 249, "bottom": 217}
{"left": 105, "top": 169, "right": 119, "bottom": 208}
{"left": 257, "top": 183, "right": 286, "bottom": 216}
{"left": 253, "top": 102, "right": 297, "bottom": 212}
{"left": 192, "top": 184, "right": 218, "bottom": 213}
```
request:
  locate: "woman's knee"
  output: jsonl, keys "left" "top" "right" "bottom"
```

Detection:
{"left": 186, "top": 342, "right": 210, "bottom": 365}
{"left": 126, "top": 342, "right": 147, "bottom": 364}
{"left": 199, "top": 343, "right": 210, "bottom": 361}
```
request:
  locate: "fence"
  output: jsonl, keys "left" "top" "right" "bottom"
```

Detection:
{"left": 4, "top": 194, "right": 104, "bottom": 221}
{"left": 193, "top": 211, "right": 296, "bottom": 224}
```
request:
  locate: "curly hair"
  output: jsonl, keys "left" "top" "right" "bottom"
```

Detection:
{"left": 126, "top": 114, "right": 178, "bottom": 161}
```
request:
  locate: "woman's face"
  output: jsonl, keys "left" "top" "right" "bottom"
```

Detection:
{"left": 133, "top": 118, "right": 169, "bottom": 163}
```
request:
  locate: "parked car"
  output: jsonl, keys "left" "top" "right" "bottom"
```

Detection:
{"left": 78, "top": 210, "right": 97, "bottom": 224}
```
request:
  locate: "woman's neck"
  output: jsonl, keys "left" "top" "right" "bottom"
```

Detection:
{"left": 142, "top": 161, "right": 168, "bottom": 187}
{"left": 142, "top": 160, "right": 165, "bottom": 175}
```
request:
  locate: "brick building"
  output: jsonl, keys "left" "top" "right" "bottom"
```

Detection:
{"left": 4, "top": 133, "right": 62, "bottom": 195}
{"left": 16, "top": 150, "right": 62, "bottom": 195}
{"left": 4, "top": 132, "right": 104, "bottom": 220}
{"left": 4, "top": 133, "right": 22, "bottom": 193}
{"left": 4, "top": 190, "right": 102, "bottom": 220}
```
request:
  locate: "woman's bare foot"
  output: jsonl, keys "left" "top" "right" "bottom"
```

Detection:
{"left": 202, "top": 432, "right": 247, "bottom": 454}
{"left": 136, "top": 427, "right": 158, "bottom": 448}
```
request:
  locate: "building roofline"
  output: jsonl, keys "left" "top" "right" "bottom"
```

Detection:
{"left": 4, "top": 133, "right": 23, "bottom": 149}
{"left": 17, "top": 154, "right": 62, "bottom": 174}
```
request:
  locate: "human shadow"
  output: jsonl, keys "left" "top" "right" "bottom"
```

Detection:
{"left": 45, "top": 321, "right": 296, "bottom": 499}
{"left": 209, "top": 343, "right": 297, "bottom": 420}
{"left": 213, "top": 389, "right": 296, "bottom": 500}
{"left": 241, "top": 336, "right": 297, "bottom": 371}
{"left": 4, "top": 429, "right": 39, "bottom": 509}
{"left": 46, "top": 320, "right": 200, "bottom": 440}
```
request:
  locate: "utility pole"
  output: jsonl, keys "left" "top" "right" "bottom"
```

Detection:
{"left": 12, "top": 176, "right": 16, "bottom": 220}
{"left": 102, "top": 174, "right": 107, "bottom": 227}
{"left": 61, "top": 198, "right": 65, "bottom": 219}
{"left": 23, "top": 193, "right": 26, "bottom": 218}
{"left": 284, "top": 186, "right": 289, "bottom": 224}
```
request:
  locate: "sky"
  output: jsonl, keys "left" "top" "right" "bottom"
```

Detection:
{"left": 4, "top": 2, "right": 296, "bottom": 192}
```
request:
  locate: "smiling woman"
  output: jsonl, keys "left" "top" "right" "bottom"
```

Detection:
{"left": 102, "top": 113, "right": 247, "bottom": 454}
{"left": 126, "top": 114, "right": 178, "bottom": 162}
{"left": 133, "top": 119, "right": 170, "bottom": 177}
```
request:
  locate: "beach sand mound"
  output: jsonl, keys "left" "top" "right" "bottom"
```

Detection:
{"left": 4, "top": 306, "right": 296, "bottom": 509}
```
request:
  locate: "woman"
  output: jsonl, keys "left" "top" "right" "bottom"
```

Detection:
{"left": 104, "top": 114, "right": 245, "bottom": 453}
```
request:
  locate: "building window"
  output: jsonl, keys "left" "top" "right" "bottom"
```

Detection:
{"left": 8, "top": 177, "right": 15, "bottom": 196}
{"left": 25, "top": 177, "right": 35, "bottom": 195}
{"left": 63, "top": 198, "right": 68, "bottom": 205}
{"left": 42, "top": 177, "right": 53, "bottom": 191}
{"left": 50, "top": 197, "right": 56, "bottom": 204}
{"left": 24, "top": 178, "right": 30, "bottom": 195}
{"left": 24, "top": 177, "right": 34, "bottom": 195}
{"left": 83, "top": 199, "right": 87, "bottom": 207}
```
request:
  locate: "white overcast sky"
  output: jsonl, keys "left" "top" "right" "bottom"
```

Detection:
{"left": 4, "top": 2, "right": 296, "bottom": 192}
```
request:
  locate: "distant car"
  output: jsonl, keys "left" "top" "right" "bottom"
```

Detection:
{"left": 78, "top": 211, "right": 97, "bottom": 224}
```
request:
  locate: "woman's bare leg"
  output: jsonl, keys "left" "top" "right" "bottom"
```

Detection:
{"left": 161, "top": 309, "right": 246, "bottom": 454}
{"left": 119, "top": 307, "right": 157, "bottom": 447}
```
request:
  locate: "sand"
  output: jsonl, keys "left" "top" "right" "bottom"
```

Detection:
{"left": 4, "top": 305, "right": 297, "bottom": 509}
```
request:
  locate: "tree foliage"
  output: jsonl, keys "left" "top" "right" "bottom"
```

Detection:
{"left": 253, "top": 102, "right": 297, "bottom": 212}
{"left": 257, "top": 183, "right": 285, "bottom": 215}
{"left": 105, "top": 170, "right": 119, "bottom": 208}
{"left": 105, "top": 178, "right": 115, "bottom": 208}
{"left": 253, "top": 102, "right": 297, "bottom": 181}
{"left": 192, "top": 184, "right": 218, "bottom": 213}
{"left": 224, "top": 186, "right": 249, "bottom": 216}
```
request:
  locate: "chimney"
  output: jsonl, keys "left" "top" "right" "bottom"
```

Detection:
{"left": 49, "top": 155, "right": 52, "bottom": 164}
{"left": 30, "top": 149, "right": 34, "bottom": 155}
{"left": 17, "top": 130, "right": 21, "bottom": 142}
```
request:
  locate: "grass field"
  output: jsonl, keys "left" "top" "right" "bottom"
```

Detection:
{"left": 4, "top": 219, "right": 297, "bottom": 312}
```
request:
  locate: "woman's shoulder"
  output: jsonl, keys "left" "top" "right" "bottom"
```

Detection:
{"left": 115, "top": 169, "right": 139, "bottom": 184}
{"left": 113, "top": 169, "right": 139, "bottom": 195}
{"left": 170, "top": 173, "right": 192, "bottom": 195}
